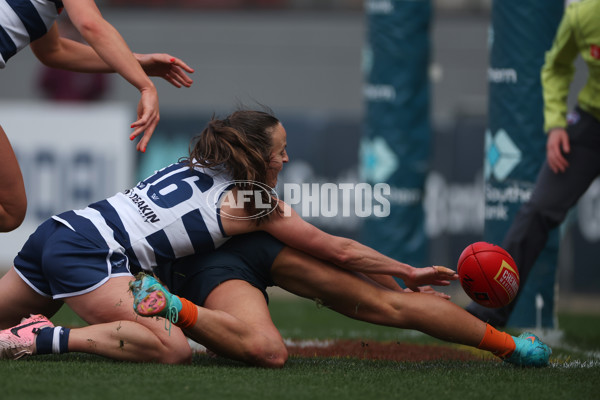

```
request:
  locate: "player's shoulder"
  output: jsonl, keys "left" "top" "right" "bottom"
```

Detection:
{"left": 565, "top": 0, "right": 600, "bottom": 36}
{"left": 566, "top": 0, "right": 599, "bottom": 15}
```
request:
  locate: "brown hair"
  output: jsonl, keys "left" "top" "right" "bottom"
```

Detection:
{"left": 183, "top": 110, "right": 281, "bottom": 223}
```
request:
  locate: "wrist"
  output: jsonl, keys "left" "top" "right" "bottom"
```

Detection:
{"left": 547, "top": 125, "right": 565, "bottom": 132}
{"left": 547, "top": 126, "right": 565, "bottom": 135}
{"left": 404, "top": 265, "right": 417, "bottom": 282}
{"left": 139, "top": 81, "right": 156, "bottom": 93}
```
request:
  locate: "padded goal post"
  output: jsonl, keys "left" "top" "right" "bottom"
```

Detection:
{"left": 360, "top": 0, "right": 432, "bottom": 272}
{"left": 484, "top": 0, "right": 564, "bottom": 328}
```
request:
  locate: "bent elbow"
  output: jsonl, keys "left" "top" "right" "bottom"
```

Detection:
{"left": 31, "top": 46, "right": 55, "bottom": 67}
{"left": 73, "top": 18, "right": 104, "bottom": 43}
{"left": 0, "top": 206, "right": 27, "bottom": 232}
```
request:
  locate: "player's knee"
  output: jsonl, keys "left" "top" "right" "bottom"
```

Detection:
{"left": 258, "top": 348, "right": 288, "bottom": 369}
{"left": 174, "top": 344, "right": 194, "bottom": 364}
{"left": 159, "top": 342, "right": 193, "bottom": 364}
{"left": 149, "top": 334, "right": 192, "bottom": 364}
{"left": 380, "top": 293, "right": 415, "bottom": 327}
{"left": 246, "top": 337, "right": 288, "bottom": 368}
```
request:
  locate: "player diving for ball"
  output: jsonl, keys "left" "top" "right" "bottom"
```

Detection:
{"left": 0, "top": 110, "right": 551, "bottom": 367}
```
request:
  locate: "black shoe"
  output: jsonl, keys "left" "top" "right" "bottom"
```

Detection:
{"left": 465, "top": 302, "right": 510, "bottom": 328}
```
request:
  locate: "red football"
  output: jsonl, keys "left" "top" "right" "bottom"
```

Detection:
{"left": 457, "top": 242, "right": 520, "bottom": 308}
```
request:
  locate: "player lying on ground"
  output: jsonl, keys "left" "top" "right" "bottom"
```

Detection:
{"left": 0, "top": 231, "right": 551, "bottom": 367}
{"left": 0, "top": 109, "right": 550, "bottom": 367}
{"left": 130, "top": 232, "right": 551, "bottom": 368}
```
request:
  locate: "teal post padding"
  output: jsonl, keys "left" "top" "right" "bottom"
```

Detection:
{"left": 485, "top": 0, "right": 564, "bottom": 328}
{"left": 360, "top": 0, "right": 432, "bottom": 271}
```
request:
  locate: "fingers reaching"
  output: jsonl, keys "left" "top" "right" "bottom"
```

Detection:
{"left": 409, "top": 285, "right": 452, "bottom": 300}
{"left": 130, "top": 89, "right": 160, "bottom": 153}
{"left": 138, "top": 53, "right": 195, "bottom": 88}
{"left": 403, "top": 265, "right": 459, "bottom": 292}
{"left": 169, "top": 56, "right": 195, "bottom": 74}
{"left": 432, "top": 265, "right": 459, "bottom": 280}
{"left": 166, "top": 57, "right": 194, "bottom": 88}
{"left": 127, "top": 54, "right": 193, "bottom": 152}
{"left": 130, "top": 119, "right": 158, "bottom": 153}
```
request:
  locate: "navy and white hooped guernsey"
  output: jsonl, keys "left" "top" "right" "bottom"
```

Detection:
{"left": 0, "top": 0, "right": 63, "bottom": 68}
{"left": 52, "top": 162, "right": 233, "bottom": 273}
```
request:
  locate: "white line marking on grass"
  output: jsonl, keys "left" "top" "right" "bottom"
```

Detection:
{"left": 188, "top": 338, "right": 336, "bottom": 354}
{"left": 526, "top": 328, "right": 600, "bottom": 364}
{"left": 550, "top": 360, "right": 600, "bottom": 368}
{"left": 284, "top": 339, "right": 335, "bottom": 348}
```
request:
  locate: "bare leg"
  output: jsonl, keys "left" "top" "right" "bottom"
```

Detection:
{"left": 0, "top": 269, "right": 191, "bottom": 364}
{"left": 186, "top": 280, "right": 288, "bottom": 368}
{"left": 67, "top": 320, "right": 189, "bottom": 363}
{"left": 272, "top": 247, "right": 486, "bottom": 347}
{"left": 0, "top": 126, "right": 27, "bottom": 232}
{"left": 64, "top": 276, "right": 191, "bottom": 364}
{"left": 0, "top": 267, "right": 62, "bottom": 328}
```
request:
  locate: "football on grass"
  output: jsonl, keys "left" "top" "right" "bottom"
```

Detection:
{"left": 457, "top": 242, "right": 520, "bottom": 308}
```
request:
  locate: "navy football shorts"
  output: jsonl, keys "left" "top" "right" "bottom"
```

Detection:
{"left": 156, "top": 231, "right": 285, "bottom": 306}
{"left": 14, "top": 218, "right": 131, "bottom": 299}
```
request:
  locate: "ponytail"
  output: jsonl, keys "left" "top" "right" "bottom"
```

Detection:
{"left": 183, "top": 110, "right": 281, "bottom": 223}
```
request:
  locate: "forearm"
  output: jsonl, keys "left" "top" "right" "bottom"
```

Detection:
{"left": 76, "top": 19, "right": 154, "bottom": 92}
{"left": 262, "top": 206, "right": 416, "bottom": 280}
{"left": 332, "top": 238, "right": 415, "bottom": 280}
{"left": 61, "top": 0, "right": 154, "bottom": 92}
{"left": 362, "top": 273, "right": 404, "bottom": 291}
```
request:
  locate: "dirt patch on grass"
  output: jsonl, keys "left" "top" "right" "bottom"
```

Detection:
{"left": 286, "top": 339, "right": 485, "bottom": 362}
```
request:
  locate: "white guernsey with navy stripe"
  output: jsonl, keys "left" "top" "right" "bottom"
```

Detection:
{"left": 0, "top": 0, "right": 63, "bottom": 68}
{"left": 52, "top": 162, "right": 233, "bottom": 273}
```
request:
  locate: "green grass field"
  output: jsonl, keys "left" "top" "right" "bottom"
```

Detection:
{"left": 2, "top": 297, "right": 599, "bottom": 400}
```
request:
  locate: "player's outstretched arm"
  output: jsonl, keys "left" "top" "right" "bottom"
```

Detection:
{"left": 59, "top": 0, "right": 158, "bottom": 152}
{"left": 30, "top": 28, "right": 195, "bottom": 89}
{"left": 361, "top": 272, "right": 453, "bottom": 299}
{"left": 0, "top": 126, "right": 27, "bottom": 232}
{"left": 258, "top": 202, "right": 458, "bottom": 290}
{"left": 58, "top": 0, "right": 154, "bottom": 91}
{"left": 401, "top": 266, "right": 458, "bottom": 292}
{"left": 134, "top": 54, "right": 194, "bottom": 88}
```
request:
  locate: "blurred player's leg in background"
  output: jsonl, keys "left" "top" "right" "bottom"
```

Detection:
{"left": 0, "top": 126, "right": 27, "bottom": 232}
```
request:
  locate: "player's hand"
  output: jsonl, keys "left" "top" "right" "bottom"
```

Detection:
{"left": 403, "top": 265, "right": 458, "bottom": 292}
{"left": 135, "top": 53, "right": 194, "bottom": 88}
{"left": 403, "top": 285, "right": 452, "bottom": 300}
{"left": 546, "top": 127, "right": 570, "bottom": 173}
{"left": 130, "top": 86, "right": 160, "bottom": 153}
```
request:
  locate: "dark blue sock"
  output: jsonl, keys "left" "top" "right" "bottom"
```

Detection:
{"left": 35, "top": 326, "right": 71, "bottom": 355}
